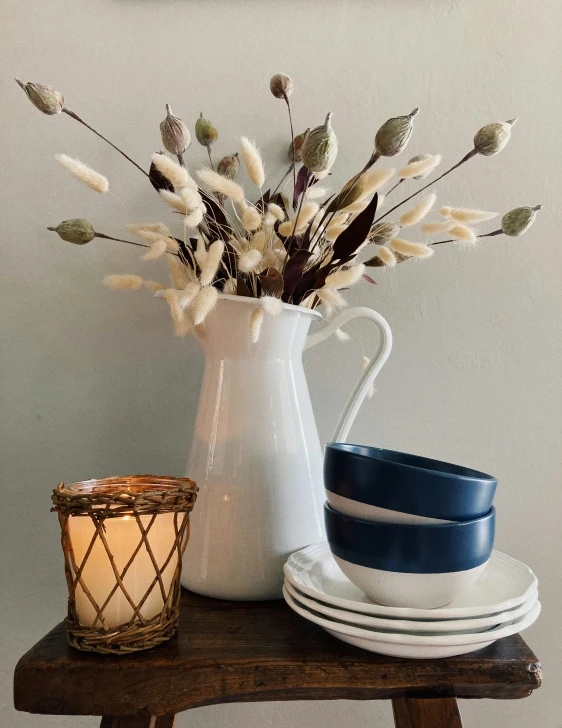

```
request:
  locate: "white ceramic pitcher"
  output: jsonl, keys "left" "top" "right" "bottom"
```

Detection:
{"left": 181, "top": 294, "right": 392, "bottom": 600}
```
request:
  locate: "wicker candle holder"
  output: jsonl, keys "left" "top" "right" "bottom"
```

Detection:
{"left": 52, "top": 475, "right": 197, "bottom": 655}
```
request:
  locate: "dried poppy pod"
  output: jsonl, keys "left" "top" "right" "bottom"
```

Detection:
{"left": 474, "top": 118, "right": 517, "bottom": 156}
{"left": 160, "top": 104, "right": 191, "bottom": 156}
{"left": 195, "top": 112, "right": 218, "bottom": 147}
{"left": 288, "top": 130, "right": 308, "bottom": 163}
{"left": 48, "top": 218, "right": 96, "bottom": 244}
{"left": 301, "top": 112, "right": 338, "bottom": 173}
{"left": 501, "top": 205, "right": 542, "bottom": 236}
{"left": 270, "top": 73, "right": 294, "bottom": 100}
{"left": 217, "top": 153, "right": 240, "bottom": 179}
{"left": 16, "top": 79, "right": 64, "bottom": 115}
{"left": 375, "top": 108, "right": 419, "bottom": 157}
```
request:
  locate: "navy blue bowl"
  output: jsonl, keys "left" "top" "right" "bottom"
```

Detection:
{"left": 324, "top": 502, "right": 495, "bottom": 574}
{"left": 324, "top": 443, "right": 497, "bottom": 522}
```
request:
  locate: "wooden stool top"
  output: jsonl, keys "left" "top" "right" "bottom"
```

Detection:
{"left": 14, "top": 589, "right": 541, "bottom": 719}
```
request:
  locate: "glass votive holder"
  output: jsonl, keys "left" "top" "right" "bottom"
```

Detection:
{"left": 51, "top": 475, "right": 197, "bottom": 654}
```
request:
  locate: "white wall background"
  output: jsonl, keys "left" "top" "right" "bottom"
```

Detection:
{"left": 1, "top": 0, "right": 561, "bottom": 725}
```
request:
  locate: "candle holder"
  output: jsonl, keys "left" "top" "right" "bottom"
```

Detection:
{"left": 52, "top": 475, "right": 197, "bottom": 655}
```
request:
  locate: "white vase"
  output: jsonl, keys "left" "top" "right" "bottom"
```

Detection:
{"left": 181, "top": 294, "right": 392, "bottom": 600}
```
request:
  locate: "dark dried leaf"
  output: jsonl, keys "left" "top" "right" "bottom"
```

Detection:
{"left": 149, "top": 155, "right": 174, "bottom": 193}
{"left": 258, "top": 267, "right": 284, "bottom": 298}
{"left": 332, "top": 193, "right": 378, "bottom": 261}
{"left": 364, "top": 255, "right": 385, "bottom": 268}
{"left": 282, "top": 249, "right": 313, "bottom": 302}
{"left": 236, "top": 276, "right": 253, "bottom": 298}
{"left": 200, "top": 190, "right": 232, "bottom": 242}
{"left": 293, "top": 165, "right": 311, "bottom": 209}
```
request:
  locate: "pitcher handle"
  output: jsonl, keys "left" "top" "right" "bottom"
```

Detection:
{"left": 304, "top": 307, "right": 392, "bottom": 443}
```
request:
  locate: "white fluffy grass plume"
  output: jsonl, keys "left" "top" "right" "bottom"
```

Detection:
{"left": 104, "top": 274, "right": 143, "bottom": 289}
{"left": 389, "top": 238, "right": 434, "bottom": 258}
{"left": 441, "top": 207, "right": 498, "bottom": 224}
{"left": 325, "top": 264, "right": 365, "bottom": 289}
{"left": 358, "top": 168, "right": 395, "bottom": 200}
{"left": 376, "top": 246, "right": 397, "bottom": 267}
{"left": 56, "top": 154, "right": 109, "bottom": 193}
{"left": 197, "top": 168, "right": 245, "bottom": 203}
{"left": 200, "top": 240, "right": 225, "bottom": 286}
{"left": 400, "top": 194, "right": 436, "bottom": 227}
{"left": 421, "top": 221, "right": 454, "bottom": 235}
{"left": 249, "top": 307, "right": 264, "bottom": 343}
{"left": 398, "top": 155, "right": 442, "bottom": 179}
{"left": 192, "top": 286, "right": 218, "bottom": 325}
{"left": 242, "top": 206, "right": 262, "bottom": 232}
{"left": 151, "top": 153, "right": 195, "bottom": 190}
{"left": 127, "top": 223, "right": 172, "bottom": 238}
{"left": 142, "top": 239, "right": 168, "bottom": 260}
{"left": 240, "top": 137, "right": 266, "bottom": 188}
{"left": 238, "top": 248, "right": 262, "bottom": 273}
{"left": 448, "top": 224, "right": 478, "bottom": 243}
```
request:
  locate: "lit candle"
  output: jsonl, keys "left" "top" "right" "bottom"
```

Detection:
{"left": 69, "top": 512, "right": 178, "bottom": 628}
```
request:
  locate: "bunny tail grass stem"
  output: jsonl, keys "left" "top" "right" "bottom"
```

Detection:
{"left": 375, "top": 148, "right": 478, "bottom": 224}
{"left": 62, "top": 108, "right": 149, "bottom": 178}
{"left": 176, "top": 151, "right": 185, "bottom": 168}
{"left": 430, "top": 228, "right": 503, "bottom": 246}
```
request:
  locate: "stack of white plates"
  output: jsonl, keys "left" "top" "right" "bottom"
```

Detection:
{"left": 283, "top": 542, "right": 540, "bottom": 659}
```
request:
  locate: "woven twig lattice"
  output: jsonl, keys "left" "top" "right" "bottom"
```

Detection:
{"left": 52, "top": 475, "right": 197, "bottom": 655}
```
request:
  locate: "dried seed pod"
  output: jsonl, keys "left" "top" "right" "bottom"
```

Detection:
{"left": 301, "top": 112, "right": 338, "bottom": 173}
{"left": 375, "top": 108, "right": 419, "bottom": 157}
{"left": 160, "top": 104, "right": 191, "bottom": 156}
{"left": 501, "top": 205, "right": 542, "bottom": 237}
{"left": 217, "top": 153, "right": 240, "bottom": 179}
{"left": 195, "top": 112, "right": 218, "bottom": 147}
{"left": 270, "top": 73, "right": 294, "bottom": 99}
{"left": 474, "top": 118, "right": 517, "bottom": 156}
{"left": 16, "top": 79, "right": 64, "bottom": 115}
{"left": 370, "top": 221, "right": 401, "bottom": 244}
{"left": 49, "top": 218, "right": 96, "bottom": 244}
{"left": 288, "top": 130, "right": 308, "bottom": 163}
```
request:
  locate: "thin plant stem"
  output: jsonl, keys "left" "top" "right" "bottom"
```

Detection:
{"left": 385, "top": 179, "right": 404, "bottom": 197}
{"left": 430, "top": 229, "right": 503, "bottom": 246}
{"left": 50, "top": 227, "right": 180, "bottom": 257}
{"left": 362, "top": 151, "right": 380, "bottom": 172}
{"left": 284, "top": 95, "right": 297, "bottom": 193}
{"left": 207, "top": 146, "right": 215, "bottom": 171}
{"left": 272, "top": 163, "right": 295, "bottom": 196}
{"left": 375, "top": 148, "right": 478, "bottom": 224}
{"left": 62, "top": 108, "right": 149, "bottom": 178}
{"left": 177, "top": 152, "right": 185, "bottom": 168}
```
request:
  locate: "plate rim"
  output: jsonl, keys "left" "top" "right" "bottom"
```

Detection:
{"left": 284, "top": 542, "right": 538, "bottom": 620}
{"left": 282, "top": 584, "right": 541, "bottom": 646}
{"left": 284, "top": 579, "right": 539, "bottom": 634}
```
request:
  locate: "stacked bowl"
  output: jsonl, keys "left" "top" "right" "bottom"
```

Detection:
{"left": 283, "top": 444, "right": 540, "bottom": 658}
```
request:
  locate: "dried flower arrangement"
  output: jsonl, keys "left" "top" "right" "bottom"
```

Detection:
{"left": 16, "top": 76, "right": 542, "bottom": 340}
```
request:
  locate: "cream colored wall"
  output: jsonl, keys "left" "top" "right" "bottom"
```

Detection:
{"left": 1, "top": 0, "right": 561, "bottom": 725}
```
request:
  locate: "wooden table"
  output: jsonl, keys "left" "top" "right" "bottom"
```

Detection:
{"left": 14, "top": 589, "right": 542, "bottom": 728}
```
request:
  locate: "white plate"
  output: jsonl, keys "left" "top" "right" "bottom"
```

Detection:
{"left": 284, "top": 579, "right": 539, "bottom": 635}
{"left": 284, "top": 542, "right": 537, "bottom": 620}
{"left": 283, "top": 585, "right": 541, "bottom": 659}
